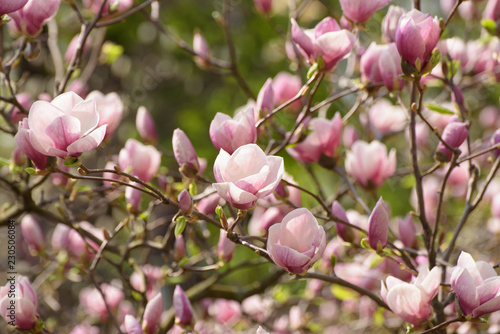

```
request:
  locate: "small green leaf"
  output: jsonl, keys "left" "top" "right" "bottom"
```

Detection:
{"left": 481, "top": 19, "right": 497, "bottom": 36}
{"left": 0, "top": 157, "right": 10, "bottom": 167}
{"left": 64, "top": 157, "right": 81, "bottom": 167}
{"left": 25, "top": 167, "right": 37, "bottom": 175}
{"left": 189, "top": 182, "right": 197, "bottom": 196}
{"left": 307, "top": 62, "right": 319, "bottom": 79}
{"left": 360, "top": 237, "right": 371, "bottom": 249}
{"left": 424, "top": 103, "right": 455, "bottom": 115}
{"left": 215, "top": 205, "right": 224, "bottom": 217}
{"left": 330, "top": 254, "right": 337, "bottom": 269}
{"left": 175, "top": 217, "right": 187, "bottom": 237}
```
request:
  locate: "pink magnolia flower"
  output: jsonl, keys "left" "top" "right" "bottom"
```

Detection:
{"left": 331, "top": 201, "right": 355, "bottom": 242}
{"left": 130, "top": 265, "right": 163, "bottom": 300}
{"left": 435, "top": 121, "right": 468, "bottom": 162}
{"left": 381, "top": 266, "right": 441, "bottom": 326}
{"left": 14, "top": 119, "right": 48, "bottom": 170}
{"left": 178, "top": 190, "right": 193, "bottom": 216}
{"left": 212, "top": 144, "right": 284, "bottom": 210}
{"left": 143, "top": 293, "right": 163, "bottom": 334}
{"left": 70, "top": 323, "right": 100, "bottom": 334}
{"left": 267, "top": 208, "right": 327, "bottom": 274}
{"left": 451, "top": 251, "right": 500, "bottom": 318}
{"left": 124, "top": 315, "right": 144, "bottom": 334}
{"left": 86, "top": 91, "right": 124, "bottom": 140}
{"left": 254, "top": 0, "right": 272, "bottom": 14}
{"left": 65, "top": 34, "right": 91, "bottom": 63}
{"left": 20, "top": 214, "right": 45, "bottom": 253}
{"left": 118, "top": 139, "right": 161, "bottom": 182}
{"left": 125, "top": 184, "right": 142, "bottom": 212}
{"left": 209, "top": 108, "right": 257, "bottom": 154}
{"left": 80, "top": 283, "right": 124, "bottom": 321}
{"left": 368, "top": 198, "right": 390, "bottom": 251}
{"left": 173, "top": 286, "right": 194, "bottom": 327}
{"left": 210, "top": 299, "right": 241, "bottom": 326}
{"left": 0, "top": 276, "right": 38, "bottom": 330}
{"left": 398, "top": 215, "right": 418, "bottom": 248}
{"left": 173, "top": 128, "right": 199, "bottom": 177}
{"left": 345, "top": 140, "right": 396, "bottom": 188}
{"left": 196, "top": 191, "right": 225, "bottom": 215}
{"left": 272, "top": 72, "right": 303, "bottom": 113}
{"left": 395, "top": 9, "right": 440, "bottom": 68}
{"left": 83, "top": 0, "right": 133, "bottom": 16}
{"left": 368, "top": 99, "right": 407, "bottom": 136}
{"left": 360, "top": 43, "right": 404, "bottom": 91}
{"left": 11, "top": 92, "right": 33, "bottom": 125}
{"left": 193, "top": 31, "right": 211, "bottom": 68}
{"left": 291, "top": 17, "right": 356, "bottom": 71}
{"left": 484, "top": 0, "right": 500, "bottom": 21}
{"left": 24, "top": 92, "right": 107, "bottom": 158}
{"left": 136, "top": 106, "right": 158, "bottom": 144}
{"left": 286, "top": 113, "right": 342, "bottom": 164}
{"left": 218, "top": 227, "right": 236, "bottom": 262}
{"left": 382, "top": 6, "right": 406, "bottom": 43}
{"left": 339, "top": 0, "right": 392, "bottom": 24}
{"left": 8, "top": 0, "right": 60, "bottom": 36}
{"left": 0, "top": 0, "right": 27, "bottom": 15}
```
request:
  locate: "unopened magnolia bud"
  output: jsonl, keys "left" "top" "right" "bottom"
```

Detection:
{"left": 398, "top": 214, "right": 418, "bottom": 248}
{"left": 12, "top": 146, "right": 26, "bottom": 166}
{"left": 254, "top": 0, "right": 272, "bottom": 14}
{"left": 193, "top": 31, "right": 211, "bottom": 69}
{"left": 142, "top": 293, "right": 163, "bottom": 334}
{"left": 218, "top": 227, "right": 236, "bottom": 262}
{"left": 173, "top": 285, "right": 195, "bottom": 327}
{"left": 178, "top": 189, "right": 193, "bottom": 216}
{"left": 172, "top": 235, "right": 186, "bottom": 262}
{"left": 173, "top": 129, "right": 199, "bottom": 178}
{"left": 126, "top": 185, "right": 142, "bottom": 213}
{"left": 255, "top": 78, "right": 274, "bottom": 121}
{"left": 21, "top": 214, "right": 45, "bottom": 253}
{"left": 332, "top": 201, "right": 355, "bottom": 243}
{"left": 368, "top": 198, "right": 390, "bottom": 251}
{"left": 435, "top": 121, "right": 468, "bottom": 162}
{"left": 136, "top": 106, "right": 158, "bottom": 144}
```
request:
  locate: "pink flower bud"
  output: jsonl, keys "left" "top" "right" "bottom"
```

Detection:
{"left": 11, "top": 93, "right": 33, "bottom": 125}
{"left": 484, "top": 0, "right": 500, "bottom": 21}
{"left": 218, "top": 228, "right": 236, "bottom": 262}
{"left": 342, "top": 125, "right": 359, "bottom": 149}
{"left": 0, "top": 275, "right": 39, "bottom": 330}
{"left": 193, "top": 31, "right": 211, "bottom": 68}
{"left": 143, "top": 293, "right": 163, "bottom": 333}
{"left": 491, "top": 129, "right": 500, "bottom": 158}
{"left": 124, "top": 315, "right": 144, "bottom": 334}
{"left": 267, "top": 208, "right": 327, "bottom": 274}
{"left": 381, "top": 266, "right": 441, "bottom": 325}
{"left": 0, "top": 0, "right": 27, "bottom": 15}
{"left": 339, "top": 0, "right": 392, "bottom": 24}
{"left": 368, "top": 197, "right": 390, "bottom": 250}
{"left": 332, "top": 201, "right": 355, "bottom": 242}
{"left": 119, "top": 139, "right": 161, "bottom": 182}
{"left": 210, "top": 299, "right": 241, "bottom": 326}
{"left": 126, "top": 184, "right": 142, "bottom": 213}
{"left": 83, "top": 0, "right": 133, "bottom": 16}
{"left": 272, "top": 72, "right": 303, "bottom": 113}
{"left": 12, "top": 146, "right": 26, "bottom": 166}
{"left": 65, "top": 34, "right": 91, "bottom": 63}
{"left": 212, "top": 144, "right": 284, "bottom": 210}
{"left": 8, "top": 0, "right": 60, "bottom": 36}
{"left": 20, "top": 214, "right": 45, "bottom": 253}
{"left": 291, "top": 17, "right": 356, "bottom": 71}
{"left": 398, "top": 214, "right": 417, "bottom": 248}
{"left": 287, "top": 113, "right": 342, "bottom": 164}
{"left": 136, "top": 106, "right": 158, "bottom": 144}
{"left": 209, "top": 108, "right": 257, "bottom": 154}
{"left": 196, "top": 192, "right": 225, "bottom": 215}
{"left": 395, "top": 9, "right": 440, "bottom": 68}
{"left": 382, "top": 6, "right": 405, "bottom": 43}
{"left": 86, "top": 91, "right": 124, "bottom": 140}
{"left": 435, "top": 121, "right": 468, "bottom": 162}
{"left": 70, "top": 323, "right": 100, "bottom": 334}
{"left": 479, "top": 106, "right": 500, "bottom": 129}
{"left": 345, "top": 140, "right": 396, "bottom": 188}
{"left": 173, "top": 286, "right": 194, "bottom": 327}
{"left": 172, "top": 235, "right": 186, "bottom": 262}
{"left": 368, "top": 99, "right": 407, "bottom": 137}
{"left": 254, "top": 0, "right": 272, "bottom": 14}
{"left": 178, "top": 189, "right": 193, "bottom": 216}
{"left": 255, "top": 78, "right": 275, "bottom": 121}
{"left": 51, "top": 224, "right": 70, "bottom": 252}
{"left": 68, "top": 80, "right": 89, "bottom": 98}
{"left": 51, "top": 158, "right": 70, "bottom": 187}
{"left": 173, "top": 128, "right": 199, "bottom": 178}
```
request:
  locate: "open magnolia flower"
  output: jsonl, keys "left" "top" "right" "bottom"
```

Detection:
{"left": 22, "top": 92, "right": 107, "bottom": 159}
{"left": 212, "top": 144, "right": 284, "bottom": 210}
{"left": 267, "top": 208, "right": 327, "bottom": 275}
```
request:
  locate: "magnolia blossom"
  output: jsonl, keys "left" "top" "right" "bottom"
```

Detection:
{"left": 22, "top": 92, "right": 107, "bottom": 158}
{"left": 80, "top": 284, "right": 124, "bottom": 321}
{"left": 360, "top": 43, "right": 403, "bottom": 91}
{"left": 0, "top": 0, "right": 28, "bottom": 15}
{"left": 118, "top": 139, "right": 161, "bottom": 182}
{"left": 8, "top": 0, "right": 60, "bottom": 36}
{"left": 382, "top": 6, "right": 405, "bottom": 43}
{"left": 291, "top": 17, "right": 356, "bottom": 71}
{"left": 124, "top": 315, "right": 144, "bottom": 334}
{"left": 218, "top": 227, "right": 237, "bottom": 262}
{"left": 193, "top": 31, "right": 211, "bottom": 68}
{"left": 451, "top": 251, "right": 500, "bottom": 318}
{"left": 173, "top": 129, "right": 199, "bottom": 177}
{"left": 143, "top": 293, "right": 163, "bottom": 334}
{"left": 14, "top": 119, "right": 48, "bottom": 170}
{"left": 83, "top": 0, "right": 133, "bottom": 16}
{"left": 339, "top": 0, "right": 392, "bottom": 24}
{"left": 209, "top": 108, "right": 257, "bottom": 154}
{"left": 395, "top": 9, "right": 440, "bottom": 68}
{"left": 435, "top": 121, "right": 468, "bottom": 162}
{"left": 173, "top": 286, "right": 194, "bottom": 327}
{"left": 345, "top": 140, "right": 396, "bottom": 188}
{"left": 212, "top": 144, "right": 284, "bottom": 210}
{"left": 267, "top": 208, "right": 327, "bottom": 274}
{"left": 254, "top": 0, "right": 272, "bottom": 14}
{"left": 368, "top": 198, "right": 390, "bottom": 251}
{"left": 381, "top": 267, "right": 441, "bottom": 326}
{"left": 255, "top": 78, "right": 274, "bottom": 120}
{"left": 0, "top": 276, "right": 38, "bottom": 330}
{"left": 86, "top": 91, "right": 124, "bottom": 140}
{"left": 368, "top": 99, "right": 407, "bottom": 136}
{"left": 272, "top": 72, "right": 303, "bottom": 113}
{"left": 286, "top": 113, "right": 342, "bottom": 164}
{"left": 20, "top": 214, "right": 45, "bottom": 253}
{"left": 136, "top": 106, "right": 158, "bottom": 144}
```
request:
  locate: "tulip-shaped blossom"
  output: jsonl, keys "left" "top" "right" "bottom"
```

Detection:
{"left": 20, "top": 214, "right": 45, "bottom": 253}
{"left": 272, "top": 72, "right": 303, "bottom": 112}
{"left": 0, "top": 0, "right": 27, "bottom": 15}
{"left": 193, "top": 31, "right": 211, "bottom": 68}
{"left": 178, "top": 190, "right": 193, "bottom": 216}
{"left": 484, "top": 0, "right": 500, "bottom": 21}
{"left": 218, "top": 228, "right": 237, "bottom": 262}
{"left": 381, "top": 266, "right": 441, "bottom": 326}
{"left": 360, "top": 43, "right": 404, "bottom": 91}
{"left": 23, "top": 92, "right": 107, "bottom": 158}
{"left": 287, "top": 113, "right": 342, "bottom": 164}
{"left": 267, "top": 208, "right": 327, "bottom": 274}
{"left": 143, "top": 293, "right": 163, "bottom": 334}
{"left": 291, "top": 17, "right": 356, "bottom": 71}
{"left": 14, "top": 119, "right": 48, "bottom": 170}
{"left": 130, "top": 265, "right": 163, "bottom": 300}
{"left": 450, "top": 251, "right": 500, "bottom": 318}
{"left": 8, "top": 0, "right": 60, "bottom": 36}
{"left": 332, "top": 201, "right": 355, "bottom": 242}
{"left": 136, "top": 106, "right": 158, "bottom": 144}
{"left": 173, "top": 129, "right": 199, "bottom": 178}
{"left": 0, "top": 276, "right": 38, "bottom": 330}
{"left": 212, "top": 144, "right": 284, "bottom": 210}
{"left": 398, "top": 215, "right": 418, "bottom": 248}
{"left": 395, "top": 9, "right": 440, "bottom": 68}
{"left": 124, "top": 315, "right": 144, "bottom": 334}
{"left": 435, "top": 121, "right": 468, "bottom": 162}
{"left": 118, "top": 139, "right": 161, "bottom": 182}
{"left": 173, "top": 286, "right": 194, "bottom": 327}
{"left": 368, "top": 99, "right": 407, "bottom": 136}
{"left": 368, "top": 198, "right": 390, "bottom": 251}
{"left": 339, "top": 0, "right": 392, "bottom": 24}
{"left": 86, "top": 91, "right": 124, "bottom": 140}
{"left": 80, "top": 284, "right": 124, "bottom": 321}
{"left": 345, "top": 140, "right": 396, "bottom": 188}
{"left": 209, "top": 108, "right": 257, "bottom": 154}
{"left": 382, "top": 6, "right": 406, "bottom": 43}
